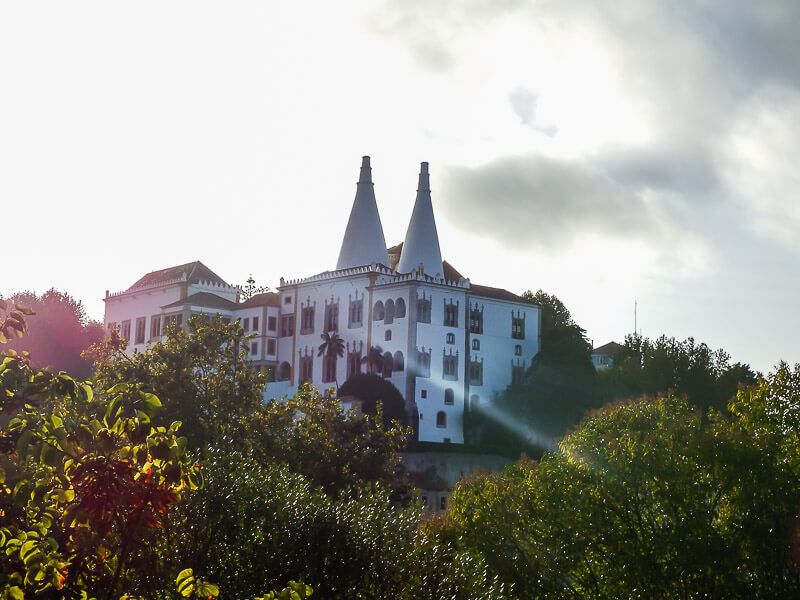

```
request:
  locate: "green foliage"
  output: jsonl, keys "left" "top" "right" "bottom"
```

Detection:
{"left": 469, "top": 290, "right": 595, "bottom": 446}
{"left": 88, "top": 314, "right": 267, "bottom": 450}
{"left": 251, "top": 383, "right": 413, "bottom": 501}
{"left": 598, "top": 333, "right": 758, "bottom": 413}
{"left": 3, "top": 290, "right": 103, "bottom": 379}
{"left": 0, "top": 304, "right": 200, "bottom": 599}
{"left": 447, "top": 373, "right": 800, "bottom": 598}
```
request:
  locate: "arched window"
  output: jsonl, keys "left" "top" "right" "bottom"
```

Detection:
{"left": 373, "top": 300, "right": 384, "bottom": 321}
{"left": 514, "top": 344, "right": 522, "bottom": 356}
{"left": 472, "top": 338, "right": 480, "bottom": 351}
{"left": 393, "top": 351, "right": 404, "bottom": 372}
{"left": 277, "top": 362, "right": 291, "bottom": 381}
{"left": 444, "top": 388, "right": 454, "bottom": 405}
{"left": 385, "top": 329, "right": 392, "bottom": 341}
{"left": 395, "top": 298, "right": 406, "bottom": 318}
{"left": 436, "top": 411, "right": 447, "bottom": 428}
{"left": 446, "top": 333, "right": 455, "bottom": 345}
{"left": 383, "top": 352, "right": 393, "bottom": 378}
{"left": 470, "top": 394, "right": 480, "bottom": 409}
{"left": 385, "top": 299, "right": 395, "bottom": 324}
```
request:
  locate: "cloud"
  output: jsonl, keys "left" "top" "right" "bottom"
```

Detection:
{"left": 719, "top": 84, "right": 800, "bottom": 251}
{"left": 439, "top": 154, "right": 677, "bottom": 249}
{"left": 509, "top": 87, "right": 557, "bottom": 136}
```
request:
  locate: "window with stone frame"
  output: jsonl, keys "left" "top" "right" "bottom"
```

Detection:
{"left": 267, "top": 338, "right": 276, "bottom": 355}
{"left": 471, "top": 338, "right": 480, "bottom": 351}
{"left": 348, "top": 299, "right": 363, "bottom": 328}
{"left": 436, "top": 411, "right": 447, "bottom": 428}
{"left": 300, "top": 306, "right": 315, "bottom": 334}
{"left": 299, "top": 355, "right": 313, "bottom": 384}
{"left": 280, "top": 315, "right": 294, "bottom": 337}
{"left": 512, "top": 311, "right": 526, "bottom": 340}
{"left": 243, "top": 317, "right": 250, "bottom": 331}
{"left": 324, "top": 301, "right": 339, "bottom": 331}
{"left": 417, "top": 348, "right": 431, "bottom": 378}
{"left": 121, "top": 320, "right": 131, "bottom": 342}
{"left": 443, "top": 300, "right": 459, "bottom": 328}
{"left": 469, "top": 304, "right": 484, "bottom": 334}
{"left": 469, "top": 359, "right": 483, "bottom": 386}
{"left": 135, "top": 317, "right": 146, "bottom": 345}
{"left": 268, "top": 316, "right": 277, "bottom": 331}
{"left": 150, "top": 315, "right": 161, "bottom": 339}
{"left": 250, "top": 342, "right": 258, "bottom": 356}
{"left": 253, "top": 316, "right": 259, "bottom": 332}
{"left": 444, "top": 388, "right": 455, "bottom": 405}
{"left": 347, "top": 350, "right": 362, "bottom": 379}
{"left": 417, "top": 294, "right": 431, "bottom": 324}
{"left": 514, "top": 344, "right": 522, "bottom": 356}
{"left": 322, "top": 354, "right": 337, "bottom": 383}
{"left": 446, "top": 333, "right": 455, "bottom": 345}
{"left": 443, "top": 351, "right": 458, "bottom": 381}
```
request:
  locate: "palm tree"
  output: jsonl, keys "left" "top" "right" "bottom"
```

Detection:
{"left": 318, "top": 331, "right": 345, "bottom": 390}
{"left": 361, "top": 345, "right": 384, "bottom": 376}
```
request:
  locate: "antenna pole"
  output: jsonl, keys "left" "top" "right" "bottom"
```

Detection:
{"left": 634, "top": 300, "right": 638, "bottom": 335}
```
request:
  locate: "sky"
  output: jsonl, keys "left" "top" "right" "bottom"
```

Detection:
{"left": 1, "top": 1, "right": 798, "bottom": 373}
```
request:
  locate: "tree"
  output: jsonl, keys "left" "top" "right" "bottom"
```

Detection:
{"left": 3, "top": 289, "right": 104, "bottom": 379}
{"left": 251, "top": 383, "right": 413, "bottom": 502}
{"left": 318, "top": 331, "right": 345, "bottom": 389}
{"left": 0, "top": 300, "right": 203, "bottom": 599}
{"left": 447, "top": 377, "right": 800, "bottom": 598}
{"left": 338, "top": 373, "right": 409, "bottom": 427}
{"left": 361, "top": 345, "right": 385, "bottom": 375}
{"left": 597, "top": 333, "right": 758, "bottom": 413}
{"left": 469, "top": 290, "right": 596, "bottom": 445}
{"left": 88, "top": 314, "right": 267, "bottom": 450}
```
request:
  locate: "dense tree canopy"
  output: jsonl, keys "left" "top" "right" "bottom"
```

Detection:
{"left": 447, "top": 366, "right": 800, "bottom": 598}
{"left": 3, "top": 289, "right": 103, "bottom": 379}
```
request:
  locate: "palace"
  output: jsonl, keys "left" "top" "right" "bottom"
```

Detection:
{"left": 103, "top": 157, "right": 541, "bottom": 444}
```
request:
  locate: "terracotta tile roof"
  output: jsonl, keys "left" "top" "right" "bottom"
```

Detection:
{"left": 128, "top": 261, "right": 228, "bottom": 291}
{"left": 239, "top": 292, "right": 280, "bottom": 308}
{"left": 468, "top": 283, "right": 524, "bottom": 303}
{"left": 161, "top": 292, "right": 237, "bottom": 311}
{"left": 592, "top": 341, "right": 624, "bottom": 355}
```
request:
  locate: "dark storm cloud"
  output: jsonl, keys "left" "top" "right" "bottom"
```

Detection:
{"left": 439, "top": 155, "right": 667, "bottom": 249}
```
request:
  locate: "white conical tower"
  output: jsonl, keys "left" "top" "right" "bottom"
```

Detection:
{"left": 336, "top": 156, "right": 390, "bottom": 270}
{"left": 397, "top": 162, "right": 444, "bottom": 278}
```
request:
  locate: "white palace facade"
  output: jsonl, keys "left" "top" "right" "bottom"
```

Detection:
{"left": 103, "top": 157, "right": 541, "bottom": 444}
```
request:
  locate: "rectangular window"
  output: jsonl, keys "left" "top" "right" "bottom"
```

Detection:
{"left": 150, "top": 315, "right": 161, "bottom": 339}
{"left": 348, "top": 299, "right": 363, "bottom": 328}
{"left": 512, "top": 314, "right": 525, "bottom": 340}
{"left": 300, "top": 307, "right": 315, "bottom": 335}
{"left": 280, "top": 315, "right": 294, "bottom": 337}
{"left": 444, "top": 302, "right": 459, "bottom": 328}
{"left": 121, "top": 320, "right": 131, "bottom": 342}
{"left": 164, "top": 314, "right": 183, "bottom": 331}
{"left": 284, "top": 295, "right": 292, "bottom": 304}
{"left": 322, "top": 355, "right": 337, "bottom": 383}
{"left": 243, "top": 317, "right": 250, "bottom": 331}
{"left": 347, "top": 352, "right": 362, "bottom": 379}
{"left": 420, "top": 389, "right": 427, "bottom": 399}
{"left": 439, "top": 496, "right": 447, "bottom": 510}
{"left": 443, "top": 354, "right": 458, "bottom": 380}
{"left": 300, "top": 356, "right": 313, "bottom": 384}
{"left": 324, "top": 303, "right": 338, "bottom": 332}
{"left": 250, "top": 342, "right": 258, "bottom": 356}
{"left": 417, "top": 350, "right": 431, "bottom": 378}
{"left": 469, "top": 306, "right": 483, "bottom": 334}
{"left": 417, "top": 297, "right": 431, "bottom": 324}
{"left": 252, "top": 316, "right": 259, "bottom": 332}
{"left": 135, "top": 317, "right": 146, "bottom": 345}
{"left": 268, "top": 316, "right": 277, "bottom": 331}
{"left": 469, "top": 360, "right": 483, "bottom": 386}
{"left": 267, "top": 338, "right": 276, "bottom": 355}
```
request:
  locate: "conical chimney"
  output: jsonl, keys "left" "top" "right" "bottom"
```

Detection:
{"left": 336, "top": 156, "right": 390, "bottom": 270}
{"left": 397, "top": 162, "right": 444, "bottom": 278}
